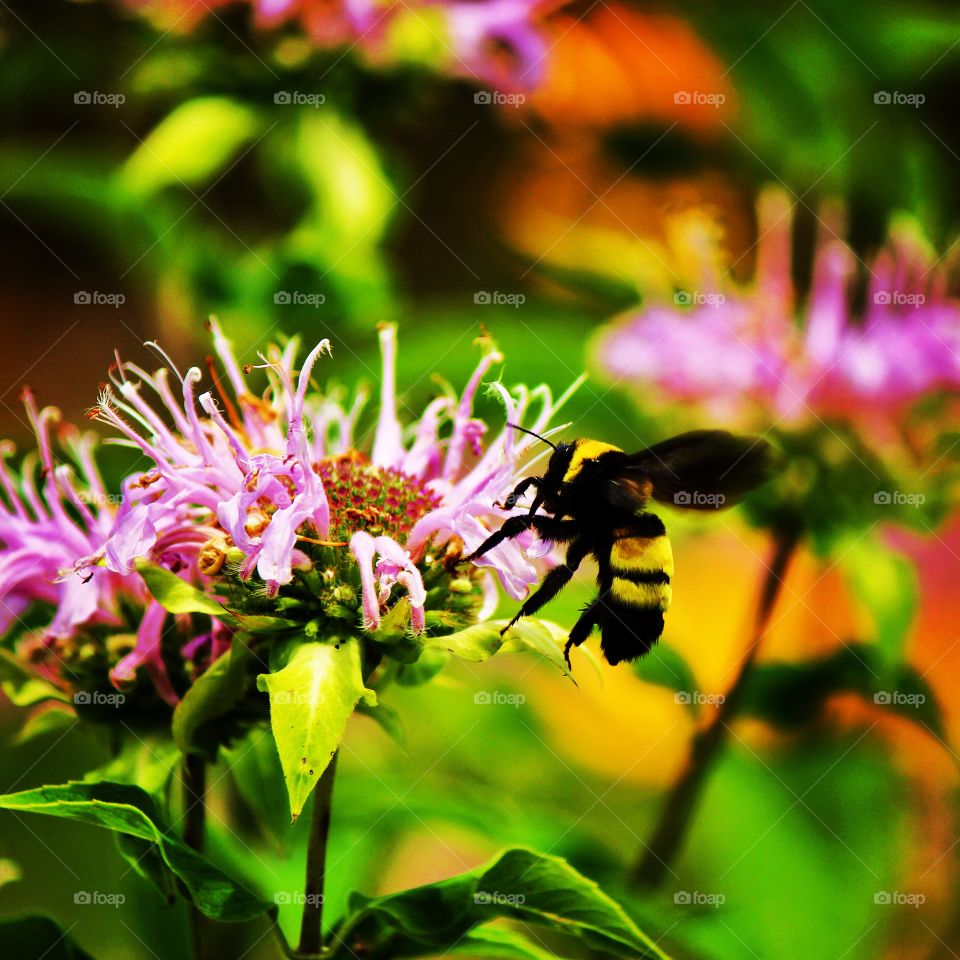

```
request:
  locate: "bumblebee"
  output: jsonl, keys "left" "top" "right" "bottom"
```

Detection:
{"left": 465, "top": 428, "right": 772, "bottom": 667}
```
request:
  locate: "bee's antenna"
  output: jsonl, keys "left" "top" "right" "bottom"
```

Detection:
{"left": 507, "top": 423, "right": 557, "bottom": 450}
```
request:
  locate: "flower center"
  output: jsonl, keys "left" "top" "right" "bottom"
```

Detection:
{"left": 313, "top": 453, "right": 441, "bottom": 542}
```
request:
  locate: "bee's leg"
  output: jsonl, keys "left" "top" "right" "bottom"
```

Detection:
{"left": 564, "top": 599, "right": 602, "bottom": 669}
{"left": 494, "top": 476, "right": 542, "bottom": 510}
{"left": 464, "top": 516, "right": 578, "bottom": 562}
{"left": 501, "top": 537, "right": 590, "bottom": 635}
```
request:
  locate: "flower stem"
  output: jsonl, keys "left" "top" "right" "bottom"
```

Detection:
{"left": 182, "top": 754, "right": 211, "bottom": 959}
{"left": 632, "top": 527, "right": 800, "bottom": 888}
{"left": 298, "top": 751, "right": 339, "bottom": 957}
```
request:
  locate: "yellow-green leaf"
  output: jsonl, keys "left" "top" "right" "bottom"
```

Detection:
{"left": 257, "top": 640, "right": 375, "bottom": 820}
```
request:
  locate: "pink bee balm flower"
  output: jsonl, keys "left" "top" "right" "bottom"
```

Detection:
{"left": 93, "top": 322, "right": 577, "bottom": 642}
{"left": 595, "top": 187, "right": 960, "bottom": 434}
{"left": 0, "top": 390, "right": 186, "bottom": 706}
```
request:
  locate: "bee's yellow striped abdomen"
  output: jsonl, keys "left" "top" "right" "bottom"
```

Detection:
{"left": 610, "top": 535, "right": 674, "bottom": 578}
{"left": 608, "top": 534, "right": 673, "bottom": 611}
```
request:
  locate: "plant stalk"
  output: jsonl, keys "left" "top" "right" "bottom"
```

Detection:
{"left": 182, "top": 753, "right": 210, "bottom": 959}
{"left": 633, "top": 527, "right": 800, "bottom": 887}
{"left": 298, "top": 751, "right": 339, "bottom": 957}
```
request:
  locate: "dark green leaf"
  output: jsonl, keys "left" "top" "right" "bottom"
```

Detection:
{"left": 329, "top": 847, "right": 670, "bottom": 960}
{"left": 173, "top": 639, "right": 252, "bottom": 755}
{"left": 0, "top": 915, "right": 96, "bottom": 960}
{"left": 633, "top": 644, "right": 698, "bottom": 709}
{"left": 0, "top": 781, "right": 268, "bottom": 922}
{"left": 742, "top": 644, "right": 946, "bottom": 737}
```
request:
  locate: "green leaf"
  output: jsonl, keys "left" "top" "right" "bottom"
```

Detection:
{"left": 0, "top": 781, "right": 268, "bottom": 922}
{"left": 499, "top": 620, "right": 573, "bottom": 678}
{"left": 85, "top": 735, "right": 180, "bottom": 798}
{"left": 114, "top": 832, "right": 177, "bottom": 906}
{"left": 13, "top": 706, "right": 75, "bottom": 745}
{"left": 840, "top": 537, "right": 917, "bottom": 667}
{"left": 426, "top": 619, "right": 572, "bottom": 673}
{"left": 257, "top": 640, "right": 376, "bottom": 820}
{"left": 330, "top": 847, "right": 671, "bottom": 960}
{"left": 633, "top": 645, "right": 698, "bottom": 711}
{"left": 425, "top": 621, "right": 504, "bottom": 661}
{"left": 295, "top": 111, "right": 395, "bottom": 246}
{"left": 0, "top": 915, "right": 96, "bottom": 960}
{"left": 356, "top": 699, "right": 406, "bottom": 748}
{"left": 173, "top": 639, "right": 252, "bottom": 755}
{"left": 134, "top": 559, "right": 226, "bottom": 617}
{"left": 741, "top": 644, "right": 946, "bottom": 737}
{"left": 0, "top": 649, "right": 69, "bottom": 706}
{"left": 119, "top": 97, "right": 261, "bottom": 195}
{"left": 224, "top": 726, "right": 292, "bottom": 846}
{"left": 450, "top": 926, "right": 574, "bottom": 960}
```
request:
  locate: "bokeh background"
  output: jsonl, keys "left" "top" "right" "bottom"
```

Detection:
{"left": 1, "top": 1, "right": 960, "bottom": 958}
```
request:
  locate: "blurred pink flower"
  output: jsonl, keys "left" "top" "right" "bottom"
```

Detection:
{"left": 595, "top": 188, "right": 960, "bottom": 432}
{"left": 127, "top": 0, "right": 549, "bottom": 88}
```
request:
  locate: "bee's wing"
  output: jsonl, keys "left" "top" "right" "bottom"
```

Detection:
{"left": 602, "top": 430, "right": 773, "bottom": 511}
